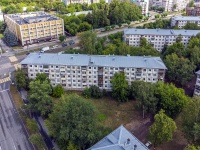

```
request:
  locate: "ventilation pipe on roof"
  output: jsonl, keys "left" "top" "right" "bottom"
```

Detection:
{"left": 71, "top": 56, "right": 73, "bottom": 59}
{"left": 134, "top": 144, "right": 137, "bottom": 150}
{"left": 127, "top": 138, "right": 130, "bottom": 145}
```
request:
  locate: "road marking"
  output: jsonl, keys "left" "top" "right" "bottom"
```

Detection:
{"left": 9, "top": 56, "right": 18, "bottom": 63}
{"left": 0, "top": 89, "right": 9, "bottom": 92}
{"left": 14, "top": 63, "right": 21, "bottom": 70}
{"left": 0, "top": 77, "right": 10, "bottom": 84}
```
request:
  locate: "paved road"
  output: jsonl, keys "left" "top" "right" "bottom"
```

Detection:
{"left": 0, "top": 81, "right": 34, "bottom": 150}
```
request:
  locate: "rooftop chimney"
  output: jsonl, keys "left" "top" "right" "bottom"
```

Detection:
{"left": 127, "top": 138, "right": 130, "bottom": 145}
{"left": 134, "top": 144, "right": 137, "bottom": 150}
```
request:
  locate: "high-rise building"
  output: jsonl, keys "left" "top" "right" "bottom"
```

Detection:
{"left": 171, "top": 16, "right": 200, "bottom": 28}
{"left": 4, "top": 12, "right": 64, "bottom": 46}
{"left": 131, "top": 0, "right": 149, "bottom": 16}
{"left": 20, "top": 53, "right": 167, "bottom": 91}
{"left": 124, "top": 28, "right": 200, "bottom": 51}
{"left": 149, "top": 0, "right": 189, "bottom": 11}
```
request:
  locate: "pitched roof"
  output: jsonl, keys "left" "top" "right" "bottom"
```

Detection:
{"left": 20, "top": 53, "right": 167, "bottom": 69}
{"left": 124, "top": 28, "right": 200, "bottom": 36}
{"left": 88, "top": 125, "right": 149, "bottom": 150}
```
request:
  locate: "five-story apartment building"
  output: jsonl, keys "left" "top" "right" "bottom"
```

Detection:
{"left": 171, "top": 16, "right": 200, "bottom": 28}
{"left": 4, "top": 12, "right": 64, "bottom": 46}
{"left": 20, "top": 53, "right": 167, "bottom": 91}
{"left": 124, "top": 28, "right": 200, "bottom": 52}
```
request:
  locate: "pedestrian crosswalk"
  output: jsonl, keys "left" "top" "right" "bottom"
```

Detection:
{"left": 0, "top": 77, "right": 10, "bottom": 84}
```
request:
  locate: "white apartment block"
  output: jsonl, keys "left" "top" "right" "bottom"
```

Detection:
{"left": 132, "top": 0, "right": 149, "bottom": 16}
{"left": 62, "top": 0, "right": 99, "bottom": 5}
{"left": 171, "top": 16, "right": 200, "bottom": 28}
{"left": 124, "top": 28, "right": 200, "bottom": 52}
{"left": 20, "top": 53, "right": 167, "bottom": 91}
{"left": 194, "top": 70, "right": 200, "bottom": 96}
{"left": 149, "top": 0, "right": 189, "bottom": 11}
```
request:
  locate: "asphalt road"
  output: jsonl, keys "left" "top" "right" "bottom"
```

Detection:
{"left": 0, "top": 81, "right": 34, "bottom": 150}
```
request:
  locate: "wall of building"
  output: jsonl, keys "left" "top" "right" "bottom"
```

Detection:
{"left": 21, "top": 64, "right": 166, "bottom": 91}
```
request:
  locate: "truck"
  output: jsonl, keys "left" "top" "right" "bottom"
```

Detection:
{"left": 40, "top": 47, "right": 50, "bottom": 53}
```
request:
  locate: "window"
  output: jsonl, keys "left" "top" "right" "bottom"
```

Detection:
{"left": 56, "top": 66, "right": 58, "bottom": 68}
{"left": 149, "top": 69, "right": 151, "bottom": 71}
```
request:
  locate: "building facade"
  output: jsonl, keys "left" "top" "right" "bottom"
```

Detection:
{"left": 149, "top": 0, "right": 189, "bottom": 11}
{"left": 20, "top": 53, "right": 167, "bottom": 91}
{"left": 124, "top": 28, "right": 200, "bottom": 52}
{"left": 4, "top": 12, "right": 64, "bottom": 46}
{"left": 88, "top": 125, "right": 149, "bottom": 150}
{"left": 194, "top": 70, "right": 200, "bottom": 96}
{"left": 186, "top": 5, "right": 200, "bottom": 16}
{"left": 62, "top": 0, "right": 99, "bottom": 5}
{"left": 171, "top": 16, "right": 200, "bottom": 28}
{"left": 131, "top": 0, "right": 149, "bottom": 16}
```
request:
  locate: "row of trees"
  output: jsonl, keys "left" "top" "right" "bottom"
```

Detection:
{"left": 111, "top": 73, "right": 188, "bottom": 118}
{"left": 78, "top": 31, "right": 160, "bottom": 56}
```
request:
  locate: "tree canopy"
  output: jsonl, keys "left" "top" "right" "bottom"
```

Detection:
{"left": 148, "top": 110, "right": 177, "bottom": 147}
{"left": 45, "top": 94, "right": 100, "bottom": 149}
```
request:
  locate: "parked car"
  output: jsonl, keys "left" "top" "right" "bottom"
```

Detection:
{"left": 40, "top": 47, "right": 50, "bottom": 53}
{"left": 62, "top": 43, "right": 67, "bottom": 47}
{"left": 69, "top": 40, "right": 75, "bottom": 45}
{"left": 145, "top": 141, "right": 152, "bottom": 148}
{"left": 52, "top": 45, "right": 59, "bottom": 49}
{"left": 26, "top": 52, "right": 30, "bottom": 55}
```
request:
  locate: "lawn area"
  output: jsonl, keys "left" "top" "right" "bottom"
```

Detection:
{"left": 10, "top": 85, "right": 24, "bottom": 109}
{"left": 85, "top": 97, "right": 141, "bottom": 129}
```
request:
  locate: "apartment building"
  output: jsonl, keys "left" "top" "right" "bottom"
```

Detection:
{"left": 149, "top": 0, "right": 189, "bottom": 11}
{"left": 20, "top": 53, "right": 167, "bottom": 91}
{"left": 132, "top": 0, "right": 149, "bottom": 16}
{"left": 4, "top": 12, "right": 64, "bottom": 46}
{"left": 194, "top": 70, "right": 200, "bottom": 96}
{"left": 124, "top": 28, "right": 200, "bottom": 52}
{"left": 171, "top": 16, "right": 200, "bottom": 28}
{"left": 186, "top": 5, "right": 200, "bottom": 16}
{"left": 62, "top": 0, "right": 99, "bottom": 5}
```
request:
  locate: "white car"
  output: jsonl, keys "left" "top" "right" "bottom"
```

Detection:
{"left": 145, "top": 141, "right": 152, "bottom": 148}
{"left": 52, "top": 45, "right": 58, "bottom": 49}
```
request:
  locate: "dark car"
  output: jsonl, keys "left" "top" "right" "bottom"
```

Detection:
{"left": 62, "top": 43, "right": 67, "bottom": 47}
{"left": 69, "top": 40, "right": 75, "bottom": 45}
{"left": 26, "top": 52, "right": 30, "bottom": 55}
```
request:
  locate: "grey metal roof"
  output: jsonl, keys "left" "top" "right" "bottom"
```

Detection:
{"left": 20, "top": 53, "right": 167, "bottom": 69}
{"left": 172, "top": 16, "right": 200, "bottom": 21}
{"left": 88, "top": 125, "right": 149, "bottom": 150}
{"left": 124, "top": 28, "right": 200, "bottom": 36}
{"left": 196, "top": 70, "right": 200, "bottom": 75}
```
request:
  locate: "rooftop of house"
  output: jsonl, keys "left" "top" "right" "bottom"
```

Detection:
{"left": 172, "top": 16, "right": 200, "bottom": 21}
{"left": 20, "top": 53, "right": 167, "bottom": 69}
{"left": 88, "top": 125, "right": 149, "bottom": 150}
{"left": 196, "top": 70, "right": 200, "bottom": 75}
{"left": 5, "top": 12, "right": 61, "bottom": 25}
{"left": 124, "top": 28, "right": 200, "bottom": 36}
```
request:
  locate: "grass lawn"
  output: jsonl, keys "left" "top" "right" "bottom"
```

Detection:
{"left": 10, "top": 85, "right": 24, "bottom": 109}
{"left": 85, "top": 97, "right": 141, "bottom": 129}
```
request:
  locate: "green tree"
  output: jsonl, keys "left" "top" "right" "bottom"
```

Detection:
{"left": 0, "top": 21, "right": 6, "bottom": 33}
{"left": 26, "top": 119, "right": 38, "bottom": 133}
{"left": 29, "top": 133, "right": 46, "bottom": 150}
{"left": 67, "top": 142, "right": 78, "bottom": 150}
{"left": 78, "top": 22, "right": 91, "bottom": 32}
{"left": 59, "top": 35, "right": 65, "bottom": 43}
{"left": 184, "top": 145, "right": 200, "bottom": 150}
{"left": 52, "top": 84, "right": 64, "bottom": 98}
{"left": 131, "top": 81, "right": 158, "bottom": 117}
{"left": 111, "top": 72, "right": 129, "bottom": 102}
{"left": 89, "top": 85, "right": 102, "bottom": 98}
{"left": 14, "top": 69, "right": 27, "bottom": 89}
{"left": 45, "top": 94, "right": 99, "bottom": 149}
{"left": 184, "top": 23, "right": 200, "bottom": 30}
{"left": 79, "top": 31, "right": 97, "bottom": 54}
{"left": 148, "top": 110, "right": 177, "bottom": 147}
{"left": 140, "top": 37, "right": 148, "bottom": 47}
{"left": 165, "top": 53, "right": 195, "bottom": 86}
{"left": 154, "top": 82, "right": 188, "bottom": 118}
{"left": 35, "top": 73, "right": 50, "bottom": 83}
{"left": 182, "top": 97, "right": 200, "bottom": 142}
{"left": 176, "top": 34, "right": 183, "bottom": 43}
{"left": 28, "top": 80, "right": 53, "bottom": 116}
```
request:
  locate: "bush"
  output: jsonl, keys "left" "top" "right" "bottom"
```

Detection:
{"left": 83, "top": 85, "right": 102, "bottom": 99}
{"left": 52, "top": 84, "right": 64, "bottom": 98}
{"left": 83, "top": 87, "right": 91, "bottom": 98}
{"left": 90, "top": 85, "right": 102, "bottom": 98}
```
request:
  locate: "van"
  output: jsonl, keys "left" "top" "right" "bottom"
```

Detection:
{"left": 40, "top": 47, "right": 50, "bottom": 53}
